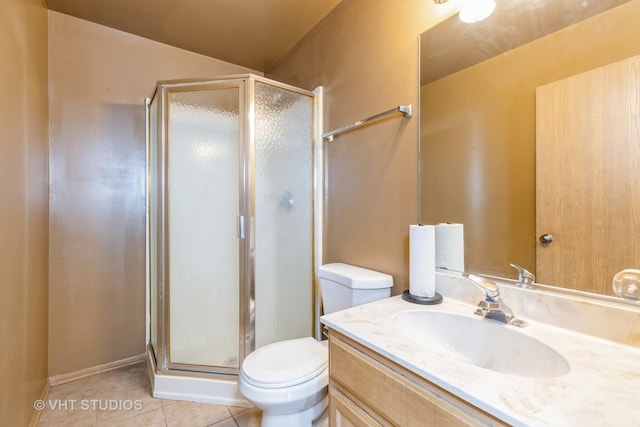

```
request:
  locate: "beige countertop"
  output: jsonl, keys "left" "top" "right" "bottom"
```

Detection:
{"left": 321, "top": 290, "right": 640, "bottom": 426}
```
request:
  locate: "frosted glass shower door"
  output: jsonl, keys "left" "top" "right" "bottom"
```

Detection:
{"left": 167, "top": 84, "right": 242, "bottom": 369}
{"left": 253, "top": 82, "right": 314, "bottom": 348}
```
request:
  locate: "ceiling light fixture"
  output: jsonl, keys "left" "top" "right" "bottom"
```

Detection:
{"left": 459, "top": 0, "right": 496, "bottom": 23}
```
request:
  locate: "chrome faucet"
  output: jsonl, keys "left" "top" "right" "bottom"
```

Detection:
{"left": 510, "top": 263, "right": 535, "bottom": 288}
{"left": 462, "top": 273, "right": 528, "bottom": 328}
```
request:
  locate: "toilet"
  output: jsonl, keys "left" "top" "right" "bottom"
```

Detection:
{"left": 237, "top": 263, "right": 393, "bottom": 427}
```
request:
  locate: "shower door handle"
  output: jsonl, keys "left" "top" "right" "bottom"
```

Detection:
{"left": 239, "top": 215, "right": 245, "bottom": 239}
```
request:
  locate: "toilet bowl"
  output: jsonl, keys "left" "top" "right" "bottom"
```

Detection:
{"left": 238, "top": 337, "right": 328, "bottom": 427}
{"left": 237, "top": 263, "right": 393, "bottom": 427}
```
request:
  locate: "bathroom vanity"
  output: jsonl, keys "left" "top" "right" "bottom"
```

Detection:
{"left": 327, "top": 329, "right": 506, "bottom": 426}
{"left": 321, "top": 273, "right": 640, "bottom": 426}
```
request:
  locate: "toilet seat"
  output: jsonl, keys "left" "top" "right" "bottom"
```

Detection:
{"left": 241, "top": 337, "right": 328, "bottom": 389}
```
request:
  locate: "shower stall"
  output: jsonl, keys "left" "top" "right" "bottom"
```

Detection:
{"left": 145, "top": 75, "right": 323, "bottom": 404}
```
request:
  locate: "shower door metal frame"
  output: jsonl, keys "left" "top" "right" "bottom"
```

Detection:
{"left": 148, "top": 74, "right": 322, "bottom": 377}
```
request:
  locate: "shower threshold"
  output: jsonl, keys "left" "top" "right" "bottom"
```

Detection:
{"left": 145, "top": 347, "right": 251, "bottom": 407}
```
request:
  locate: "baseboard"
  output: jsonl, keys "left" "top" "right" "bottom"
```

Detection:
{"left": 49, "top": 353, "right": 146, "bottom": 387}
{"left": 29, "top": 378, "right": 51, "bottom": 427}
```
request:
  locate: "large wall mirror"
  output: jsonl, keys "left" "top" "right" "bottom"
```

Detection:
{"left": 419, "top": 0, "right": 640, "bottom": 299}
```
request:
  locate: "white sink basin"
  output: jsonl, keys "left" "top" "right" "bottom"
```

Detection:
{"left": 393, "top": 311, "right": 570, "bottom": 378}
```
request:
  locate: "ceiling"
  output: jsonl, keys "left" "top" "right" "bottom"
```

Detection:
{"left": 46, "top": 0, "right": 343, "bottom": 72}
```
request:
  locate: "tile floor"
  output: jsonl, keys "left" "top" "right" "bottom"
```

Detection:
{"left": 37, "top": 362, "right": 262, "bottom": 427}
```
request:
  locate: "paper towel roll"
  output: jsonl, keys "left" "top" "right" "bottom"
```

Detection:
{"left": 409, "top": 224, "right": 436, "bottom": 297}
{"left": 435, "top": 223, "right": 465, "bottom": 271}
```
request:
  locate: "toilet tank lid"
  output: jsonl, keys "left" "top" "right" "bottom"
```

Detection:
{"left": 319, "top": 263, "right": 393, "bottom": 289}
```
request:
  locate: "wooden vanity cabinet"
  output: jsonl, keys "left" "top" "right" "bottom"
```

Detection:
{"left": 326, "top": 329, "right": 508, "bottom": 427}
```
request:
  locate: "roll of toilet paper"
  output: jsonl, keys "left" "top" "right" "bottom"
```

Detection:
{"left": 435, "top": 223, "right": 465, "bottom": 271}
{"left": 409, "top": 224, "right": 436, "bottom": 297}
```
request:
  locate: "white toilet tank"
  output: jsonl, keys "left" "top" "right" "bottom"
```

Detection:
{"left": 319, "top": 263, "right": 393, "bottom": 314}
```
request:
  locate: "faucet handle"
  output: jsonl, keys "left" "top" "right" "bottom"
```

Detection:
{"left": 462, "top": 272, "right": 501, "bottom": 299}
{"left": 510, "top": 263, "right": 535, "bottom": 288}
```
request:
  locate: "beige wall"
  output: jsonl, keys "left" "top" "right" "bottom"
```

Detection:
{"left": 267, "top": 0, "right": 446, "bottom": 294}
{"left": 0, "top": 3, "right": 494, "bottom": 416}
{"left": 48, "top": 11, "right": 257, "bottom": 376}
{"left": 47, "top": 0, "right": 445, "bottom": 377}
{"left": 0, "top": 0, "right": 50, "bottom": 424}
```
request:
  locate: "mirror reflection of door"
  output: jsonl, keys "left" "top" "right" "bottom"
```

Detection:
{"left": 536, "top": 55, "right": 640, "bottom": 295}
